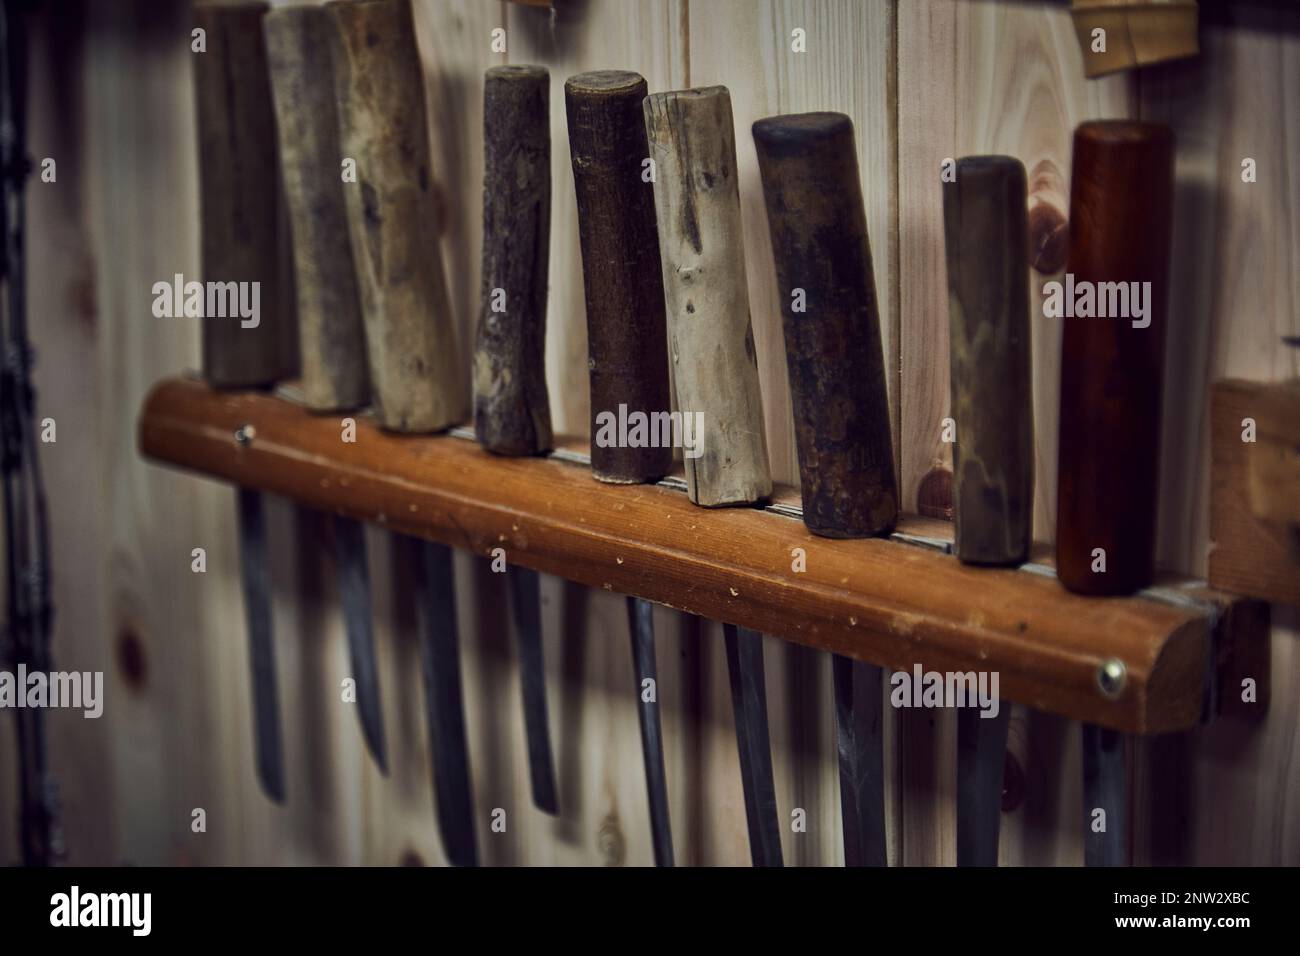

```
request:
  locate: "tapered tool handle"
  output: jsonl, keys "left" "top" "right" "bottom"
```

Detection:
{"left": 193, "top": 1, "right": 296, "bottom": 389}
{"left": 264, "top": 6, "right": 368, "bottom": 412}
{"left": 752, "top": 113, "right": 897, "bottom": 538}
{"left": 565, "top": 70, "right": 673, "bottom": 484}
{"left": 644, "top": 86, "right": 771, "bottom": 506}
{"left": 1056, "top": 121, "right": 1174, "bottom": 595}
{"left": 944, "top": 156, "right": 1033, "bottom": 566}
{"left": 328, "top": 0, "right": 466, "bottom": 433}
{"left": 475, "top": 65, "right": 553, "bottom": 456}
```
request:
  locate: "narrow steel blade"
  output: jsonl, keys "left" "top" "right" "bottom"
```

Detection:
{"left": 832, "top": 655, "right": 886, "bottom": 867}
{"left": 413, "top": 537, "right": 479, "bottom": 867}
{"left": 627, "top": 597, "right": 674, "bottom": 866}
{"left": 1082, "top": 724, "right": 1129, "bottom": 866}
{"left": 333, "top": 515, "right": 387, "bottom": 774}
{"left": 508, "top": 565, "right": 558, "bottom": 815}
{"left": 956, "top": 703, "right": 1010, "bottom": 866}
{"left": 723, "top": 623, "right": 782, "bottom": 867}
{"left": 236, "top": 487, "right": 285, "bottom": 803}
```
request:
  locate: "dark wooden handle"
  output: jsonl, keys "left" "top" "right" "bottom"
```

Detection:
{"left": 565, "top": 70, "right": 672, "bottom": 484}
{"left": 643, "top": 85, "right": 772, "bottom": 507}
{"left": 752, "top": 112, "right": 897, "bottom": 538}
{"left": 328, "top": 0, "right": 466, "bottom": 433}
{"left": 474, "top": 65, "right": 553, "bottom": 456}
{"left": 1056, "top": 120, "right": 1175, "bottom": 595}
{"left": 264, "top": 5, "right": 368, "bottom": 412}
{"left": 944, "top": 155, "right": 1033, "bottom": 566}
{"left": 193, "top": 1, "right": 296, "bottom": 389}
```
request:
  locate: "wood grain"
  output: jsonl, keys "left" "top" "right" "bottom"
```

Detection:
{"left": 643, "top": 85, "right": 772, "bottom": 507}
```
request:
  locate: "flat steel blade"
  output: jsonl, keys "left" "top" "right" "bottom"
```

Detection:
{"left": 956, "top": 703, "right": 1011, "bottom": 866}
{"left": 723, "top": 623, "right": 782, "bottom": 867}
{"left": 236, "top": 487, "right": 285, "bottom": 803}
{"left": 333, "top": 515, "right": 387, "bottom": 774}
{"left": 627, "top": 597, "right": 674, "bottom": 866}
{"left": 832, "top": 655, "right": 886, "bottom": 867}
{"left": 413, "top": 537, "right": 478, "bottom": 867}
{"left": 508, "top": 565, "right": 558, "bottom": 815}
{"left": 1082, "top": 724, "right": 1129, "bottom": 867}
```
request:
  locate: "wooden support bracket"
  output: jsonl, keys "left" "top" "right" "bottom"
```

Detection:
{"left": 139, "top": 376, "right": 1261, "bottom": 735}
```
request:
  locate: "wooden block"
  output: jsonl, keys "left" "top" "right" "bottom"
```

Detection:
{"left": 474, "top": 65, "right": 553, "bottom": 457}
{"left": 565, "top": 70, "right": 673, "bottom": 484}
{"left": 1056, "top": 120, "right": 1174, "bottom": 596}
{"left": 1210, "top": 379, "right": 1300, "bottom": 606}
{"left": 943, "top": 156, "right": 1033, "bottom": 566}
{"left": 328, "top": 0, "right": 467, "bottom": 432}
{"left": 1070, "top": 0, "right": 1199, "bottom": 78}
{"left": 752, "top": 112, "right": 897, "bottom": 538}
{"left": 193, "top": 0, "right": 297, "bottom": 389}
{"left": 644, "top": 85, "right": 772, "bottom": 507}
{"left": 264, "top": 5, "right": 368, "bottom": 412}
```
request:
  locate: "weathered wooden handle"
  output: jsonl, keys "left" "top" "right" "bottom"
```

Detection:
{"left": 644, "top": 86, "right": 772, "bottom": 507}
{"left": 1056, "top": 120, "right": 1174, "bottom": 595}
{"left": 944, "top": 156, "right": 1033, "bottom": 566}
{"left": 328, "top": 0, "right": 466, "bottom": 433}
{"left": 193, "top": 0, "right": 296, "bottom": 389}
{"left": 474, "top": 65, "right": 553, "bottom": 456}
{"left": 264, "top": 5, "right": 368, "bottom": 412}
{"left": 565, "top": 70, "right": 673, "bottom": 484}
{"left": 752, "top": 112, "right": 897, "bottom": 538}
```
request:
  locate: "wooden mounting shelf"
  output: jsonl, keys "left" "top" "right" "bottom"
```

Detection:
{"left": 139, "top": 376, "right": 1252, "bottom": 735}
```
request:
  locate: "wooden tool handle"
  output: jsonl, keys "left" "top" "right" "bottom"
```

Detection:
{"left": 264, "top": 6, "right": 368, "bottom": 413}
{"left": 944, "top": 156, "right": 1033, "bottom": 566}
{"left": 474, "top": 65, "right": 553, "bottom": 456}
{"left": 193, "top": 1, "right": 296, "bottom": 389}
{"left": 565, "top": 70, "right": 673, "bottom": 484}
{"left": 644, "top": 86, "right": 772, "bottom": 507}
{"left": 328, "top": 0, "right": 466, "bottom": 433}
{"left": 1056, "top": 120, "right": 1174, "bottom": 595}
{"left": 752, "top": 112, "right": 897, "bottom": 538}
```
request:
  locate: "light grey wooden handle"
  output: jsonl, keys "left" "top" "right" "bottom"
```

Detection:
{"left": 643, "top": 86, "right": 771, "bottom": 507}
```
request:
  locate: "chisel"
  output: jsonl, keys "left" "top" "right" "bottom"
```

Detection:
{"left": 753, "top": 112, "right": 899, "bottom": 867}
{"left": 943, "top": 155, "right": 1032, "bottom": 865}
{"left": 264, "top": 4, "right": 386, "bottom": 775}
{"left": 475, "top": 64, "right": 558, "bottom": 817}
{"left": 193, "top": 0, "right": 297, "bottom": 803}
{"left": 1058, "top": 121, "right": 1172, "bottom": 866}
{"left": 643, "top": 85, "right": 776, "bottom": 866}
{"left": 565, "top": 70, "right": 680, "bottom": 859}
{"left": 328, "top": 0, "right": 478, "bottom": 860}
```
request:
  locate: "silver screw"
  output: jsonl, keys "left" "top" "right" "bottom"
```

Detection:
{"left": 1097, "top": 658, "right": 1127, "bottom": 699}
{"left": 234, "top": 424, "right": 256, "bottom": 446}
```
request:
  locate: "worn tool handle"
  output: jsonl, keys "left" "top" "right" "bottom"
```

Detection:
{"left": 328, "top": 0, "right": 466, "bottom": 432}
{"left": 1056, "top": 120, "right": 1174, "bottom": 595}
{"left": 474, "top": 65, "right": 553, "bottom": 456}
{"left": 194, "top": 0, "right": 296, "bottom": 389}
{"left": 565, "top": 70, "right": 673, "bottom": 484}
{"left": 944, "top": 156, "right": 1033, "bottom": 566}
{"left": 644, "top": 86, "right": 772, "bottom": 507}
{"left": 752, "top": 112, "right": 897, "bottom": 537}
{"left": 265, "top": 6, "right": 368, "bottom": 412}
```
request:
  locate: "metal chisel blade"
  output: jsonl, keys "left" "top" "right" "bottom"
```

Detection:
{"left": 413, "top": 537, "right": 478, "bottom": 867}
{"left": 956, "top": 703, "right": 1011, "bottom": 866}
{"left": 236, "top": 487, "right": 285, "bottom": 803}
{"left": 723, "top": 623, "right": 783, "bottom": 867}
{"left": 333, "top": 515, "right": 387, "bottom": 774}
{"left": 627, "top": 597, "right": 674, "bottom": 867}
{"left": 508, "top": 565, "right": 558, "bottom": 815}
{"left": 832, "top": 655, "right": 886, "bottom": 867}
{"left": 1082, "top": 724, "right": 1129, "bottom": 867}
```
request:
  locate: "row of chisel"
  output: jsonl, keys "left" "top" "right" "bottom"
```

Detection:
{"left": 193, "top": 0, "right": 1172, "bottom": 867}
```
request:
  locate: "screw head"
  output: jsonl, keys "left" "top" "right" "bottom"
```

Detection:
{"left": 234, "top": 424, "right": 256, "bottom": 446}
{"left": 1097, "top": 657, "right": 1127, "bottom": 699}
